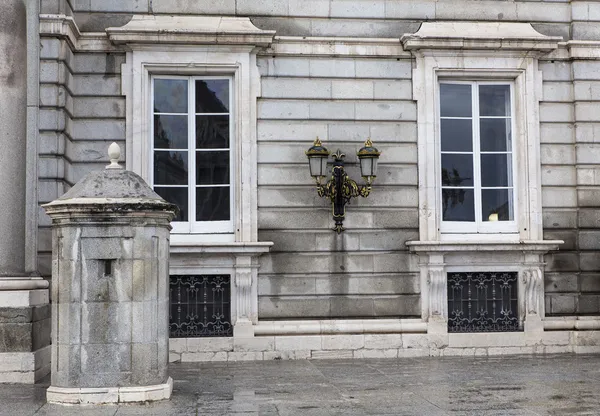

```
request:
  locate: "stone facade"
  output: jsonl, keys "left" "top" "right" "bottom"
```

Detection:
{"left": 1, "top": 0, "right": 600, "bottom": 380}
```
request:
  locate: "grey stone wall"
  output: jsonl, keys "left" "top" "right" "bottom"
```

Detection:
{"left": 543, "top": 57, "right": 600, "bottom": 316}
{"left": 37, "top": 0, "right": 600, "bottom": 319}
{"left": 256, "top": 55, "right": 420, "bottom": 318}
{"left": 68, "top": 0, "right": 574, "bottom": 39}
{"left": 38, "top": 31, "right": 125, "bottom": 275}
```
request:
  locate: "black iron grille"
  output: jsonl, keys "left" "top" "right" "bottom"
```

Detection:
{"left": 169, "top": 275, "right": 233, "bottom": 337}
{"left": 447, "top": 272, "right": 519, "bottom": 333}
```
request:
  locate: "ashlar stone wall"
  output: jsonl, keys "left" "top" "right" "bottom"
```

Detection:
{"left": 256, "top": 54, "right": 420, "bottom": 318}
{"left": 38, "top": 28, "right": 126, "bottom": 275}
{"left": 37, "top": 0, "right": 600, "bottom": 319}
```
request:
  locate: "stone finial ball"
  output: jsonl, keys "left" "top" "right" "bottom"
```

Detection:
{"left": 107, "top": 142, "right": 122, "bottom": 169}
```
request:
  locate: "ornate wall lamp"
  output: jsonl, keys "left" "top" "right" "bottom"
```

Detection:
{"left": 306, "top": 138, "right": 381, "bottom": 233}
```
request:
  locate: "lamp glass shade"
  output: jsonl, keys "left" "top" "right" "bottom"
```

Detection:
{"left": 308, "top": 155, "right": 327, "bottom": 178}
{"left": 359, "top": 156, "right": 378, "bottom": 178}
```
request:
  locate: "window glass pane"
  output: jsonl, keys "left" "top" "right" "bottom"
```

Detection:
{"left": 196, "top": 80, "right": 229, "bottom": 113}
{"left": 480, "top": 118, "right": 511, "bottom": 152}
{"left": 481, "top": 154, "right": 512, "bottom": 187}
{"left": 196, "top": 187, "right": 230, "bottom": 221}
{"left": 441, "top": 119, "right": 473, "bottom": 152}
{"left": 154, "top": 115, "right": 188, "bottom": 149}
{"left": 154, "top": 187, "right": 188, "bottom": 221}
{"left": 196, "top": 116, "right": 229, "bottom": 149}
{"left": 442, "top": 154, "right": 474, "bottom": 187}
{"left": 482, "top": 189, "right": 514, "bottom": 221}
{"left": 440, "top": 84, "right": 472, "bottom": 118}
{"left": 479, "top": 85, "right": 510, "bottom": 116}
{"left": 442, "top": 189, "right": 475, "bottom": 221}
{"left": 154, "top": 151, "right": 188, "bottom": 185}
{"left": 154, "top": 79, "right": 188, "bottom": 113}
{"left": 196, "top": 151, "right": 230, "bottom": 185}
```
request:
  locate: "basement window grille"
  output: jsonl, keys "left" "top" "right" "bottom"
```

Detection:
{"left": 169, "top": 274, "right": 232, "bottom": 337}
{"left": 447, "top": 271, "right": 519, "bottom": 333}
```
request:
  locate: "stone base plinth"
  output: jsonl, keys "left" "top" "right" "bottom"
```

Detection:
{"left": 0, "top": 285, "right": 51, "bottom": 384}
{"left": 47, "top": 377, "right": 173, "bottom": 404}
{"left": 0, "top": 345, "right": 51, "bottom": 383}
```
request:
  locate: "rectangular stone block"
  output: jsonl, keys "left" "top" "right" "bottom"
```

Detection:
{"left": 543, "top": 209, "right": 577, "bottom": 229}
{"left": 233, "top": 337, "right": 275, "bottom": 352}
{"left": 227, "top": 352, "right": 264, "bottom": 362}
{"left": 258, "top": 100, "right": 310, "bottom": 120}
{"left": 539, "top": 61, "right": 572, "bottom": 82}
{"left": 185, "top": 337, "right": 233, "bottom": 353}
{"left": 257, "top": 57, "right": 310, "bottom": 77}
{"left": 152, "top": 0, "right": 235, "bottom": 13}
{"left": 581, "top": 274, "right": 600, "bottom": 292}
{"left": 309, "top": 58, "right": 355, "bottom": 77}
{"left": 311, "top": 350, "right": 353, "bottom": 359}
{"left": 541, "top": 166, "right": 576, "bottom": 186}
{"left": 549, "top": 294, "right": 577, "bottom": 314}
{"left": 181, "top": 351, "right": 227, "bottom": 362}
{"left": 578, "top": 295, "right": 600, "bottom": 314}
{"left": 540, "top": 123, "right": 574, "bottom": 144}
{"left": 544, "top": 272, "right": 578, "bottom": 293}
{"left": 274, "top": 335, "right": 322, "bottom": 351}
{"left": 81, "top": 302, "right": 132, "bottom": 344}
{"left": 354, "top": 349, "right": 398, "bottom": 359}
{"left": 309, "top": 101, "right": 355, "bottom": 120}
{"left": 542, "top": 188, "right": 577, "bottom": 208}
{"left": 0, "top": 323, "right": 33, "bottom": 353}
{"left": 329, "top": 296, "right": 375, "bottom": 317}
{"left": 262, "top": 78, "right": 331, "bottom": 99}
{"left": 364, "top": 334, "right": 403, "bottom": 349}
{"left": 545, "top": 252, "right": 579, "bottom": 272}
{"left": 80, "top": 343, "right": 131, "bottom": 374}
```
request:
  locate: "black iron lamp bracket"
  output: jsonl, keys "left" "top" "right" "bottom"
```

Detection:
{"left": 314, "top": 150, "right": 373, "bottom": 234}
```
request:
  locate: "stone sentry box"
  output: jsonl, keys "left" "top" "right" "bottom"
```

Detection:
{"left": 42, "top": 144, "right": 177, "bottom": 404}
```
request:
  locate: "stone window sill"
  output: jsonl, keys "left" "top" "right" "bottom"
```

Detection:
{"left": 406, "top": 240, "right": 563, "bottom": 254}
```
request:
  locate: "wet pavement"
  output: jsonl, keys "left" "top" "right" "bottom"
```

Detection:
{"left": 2, "top": 355, "right": 600, "bottom": 415}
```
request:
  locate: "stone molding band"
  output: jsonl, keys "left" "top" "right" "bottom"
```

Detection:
{"left": 0, "top": 277, "right": 49, "bottom": 291}
{"left": 46, "top": 377, "right": 173, "bottom": 405}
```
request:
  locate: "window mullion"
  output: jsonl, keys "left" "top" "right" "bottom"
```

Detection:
{"left": 472, "top": 82, "right": 482, "bottom": 231}
{"left": 188, "top": 77, "right": 195, "bottom": 233}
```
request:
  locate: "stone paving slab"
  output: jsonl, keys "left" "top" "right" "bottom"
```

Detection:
{"left": 2, "top": 355, "right": 600, "bottom": 415}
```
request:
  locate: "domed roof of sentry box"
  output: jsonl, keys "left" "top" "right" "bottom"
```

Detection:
{"left": 42, "top": 143, "right": 177, "bottom": 216}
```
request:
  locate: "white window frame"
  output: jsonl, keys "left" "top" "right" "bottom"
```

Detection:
{"left": 438, "top": 80, "right": 518, "bottom": 235}
{"left": 150, "top": 74, "right": 234, "bottom": 234}
{"left": 402, "top": 22, "right": 562, "bottom": 244}
{"left": 122, "top": 45, "right": 263, "bottom": 244}
{"left": 410, "top": 54, "right": 546, "bottom": 243}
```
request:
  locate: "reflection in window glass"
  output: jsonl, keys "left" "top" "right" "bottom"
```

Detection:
{"left": 154, "top": 115, "right": 188, "bottom": 149}
{"left": 441, "top": 154, "right": 474, "bottom": 187}
{"left": 440, "top": 82, "right": 515, "bottom": 229}
{"left": 442, "top": 189, "right": 475, "bottom": 221}
{"left": 482, "top": 189, "right": 514, "bottom": 221}
{"left": 440, "top": 84, "right": 472, "bottom": 118}
{"left": 479, "top": 85, "right": 510, "bottom": 117}
{"left": 196, "top": 116, "right": 229, "bottom": 149}
{"left": 154, "top": 187, "right": 188, "bottom": 221}
{"left": 196, "top": 187, "right": 230, "bottom": 221}
{"left": 153, "top": 151, "right": 188, "bottom": 185}
{"left": 152, "top": 77, "right": 232, "bottom": 229}
{"left": 154, "top": 79, "right": 188, "bottom": 113}
{"left": 441, "top": 119, "right": 473, "bottom": 152}
{"left": 480, "top": 119, "right": 511, "bottom": 152}
{"left": 196, "top": 80, "right": 229, "bottom": 113}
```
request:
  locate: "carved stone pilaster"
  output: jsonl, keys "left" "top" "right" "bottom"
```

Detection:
{"left": 428, "top": 266, "right": 447, "bottom": 318}
{"left": 523, "top": 267, "right": 544, "bottom": 317}
{"left": 235, "top": 268, "right": 253, "bottom": 321}
{"left": 233, "top": 255, "right": 259, "bottom": 337}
